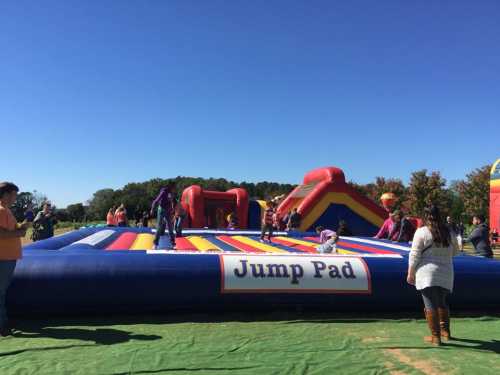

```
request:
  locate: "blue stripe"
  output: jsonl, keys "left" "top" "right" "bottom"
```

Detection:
{"left": 204, "top": 236, "right": 241, "bottom": 252}
{"left": 339, "top": 238, "right": 408, "bottom": 254}
{"left": 248, "top": 236, "right": 304, "bottom": 253}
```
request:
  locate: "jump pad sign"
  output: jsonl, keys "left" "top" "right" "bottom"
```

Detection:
{"left": 220, "top": 254, "right": 372, "bottom": 294}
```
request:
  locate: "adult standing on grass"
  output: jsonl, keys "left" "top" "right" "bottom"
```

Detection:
{"left": 464, "top": 215, "right": 493, "bottom": 258}
{"left": 151, "top": 183, "right": 177, "bottom": 249}
{"left": 32, "top": 202, "right": 57, "bottom": 241}
{"left": 406, "top": 205, "right": 459, "bottom": 346}
{"left": 0, "top": 182, "right": 29, "bottom": 337}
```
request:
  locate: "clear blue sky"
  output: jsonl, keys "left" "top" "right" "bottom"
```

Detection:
{"left": 1, "top": 1, "right": 499, "bottom": 208}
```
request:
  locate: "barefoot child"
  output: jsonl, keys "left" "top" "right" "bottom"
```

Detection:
{"left": 0, "top": 182, "right": 29, "bottom": 336}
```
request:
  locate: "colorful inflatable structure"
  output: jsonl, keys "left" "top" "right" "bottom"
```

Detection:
{"left": 181, "top": 167, "right": 387, "bottom": 236}
{"left": 10, "top": 227, "right": 500, "bottom": 315}
{"left": 490, "top": 159, "right": 500, "bottom": 235}
{"left": 7, "top": 163, "right": 500, "bottom": 316}
{"left": 275, "top": 167, "right": 387, "bottom": 234}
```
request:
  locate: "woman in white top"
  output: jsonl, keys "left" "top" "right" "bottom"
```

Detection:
{"left": 407, "top": 206, "right": 459, "bottom": 346}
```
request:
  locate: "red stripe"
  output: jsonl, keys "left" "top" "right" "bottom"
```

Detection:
{"left": 305, "top": 236, "right": 396, "bottom": 255}
{"left": 216, "top": 236, "right": 264, "bottom": 253}
{"left": 336, "top": 240, "right": 396, "bottom": 254}
{"left": 271, "top": 238, "right": 317, "bottom": 253}
{"left": 304, "top": 236, "right": 321, "bottom": 243}
{"left": 175, "top": 237, "right": 198, "bottom": 251}
{"left": 106, "top": 232, "right": 137, "bottom": 250}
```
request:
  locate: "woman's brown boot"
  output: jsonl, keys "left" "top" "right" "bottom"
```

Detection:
{"left": 438, "top": 307, "right": 451, "bottom": 341}
{"left": 424, "top": 309, "right": 442, "bottom": 346}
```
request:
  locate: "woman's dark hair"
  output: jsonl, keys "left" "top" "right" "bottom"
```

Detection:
{"left": 423, "top": 205, "right": 450, "bottom": 247}
{"left": 316, "top": 226, "right": 324, "bottom": 233}
{"left": 0, "top": 182, "right": 19, "bottom": 198}
{"left": 473, "top": 214, "right": 485, "bottom": 223}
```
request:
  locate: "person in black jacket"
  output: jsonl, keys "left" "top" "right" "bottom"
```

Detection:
{"left": 465, "top": 215, "right": 493, "bottom": 258}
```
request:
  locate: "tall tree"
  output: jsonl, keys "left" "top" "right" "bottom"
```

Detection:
{"left": 350, "top": 177, "right": 407, "bottom": 209}
{"left": 454, "top": 165, "right": 491, "bottom": 223}
{"left": 66, "top": 203, "right": 86, "bottom": 222}
{"left": 11, "top": 192, "right": 35, "bottom": 221}
{"left": 87, "top": 189, "right": 116, "bottom": 220}
{"left": 406, "top": 170, "right": 451, "bottom": 217}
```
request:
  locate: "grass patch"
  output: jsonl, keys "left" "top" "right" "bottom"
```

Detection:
{"left": 1, "top": 313, "right": 499, "bottom": 375}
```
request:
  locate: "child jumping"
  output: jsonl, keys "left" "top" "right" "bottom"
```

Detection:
{"left": 151, "top": 183, "right": 177, "bottom": 249}
{"left": 261, "top": 201, "right": 275, "bottom": 243}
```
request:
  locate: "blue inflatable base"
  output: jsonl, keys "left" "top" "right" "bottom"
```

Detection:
{"left": 9, "top": 228, "right": 500, "bottom": 315}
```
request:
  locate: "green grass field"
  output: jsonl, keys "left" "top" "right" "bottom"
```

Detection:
{"left": 1, "top": 312, "right": 499, "bottom": 375}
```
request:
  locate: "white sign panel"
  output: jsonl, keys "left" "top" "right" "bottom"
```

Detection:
{"left": 220, "top": 254, "right": 371, "bottom": 294}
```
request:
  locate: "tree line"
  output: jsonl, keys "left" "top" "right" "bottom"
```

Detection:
{"left": 11, "top": 165, "right": 491, "bottom": 224}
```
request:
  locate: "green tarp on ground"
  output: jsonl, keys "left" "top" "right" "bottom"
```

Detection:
{"left": 1, "top": 313, "right": 499, "bottom": 375}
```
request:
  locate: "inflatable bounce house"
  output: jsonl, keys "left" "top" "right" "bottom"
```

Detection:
{"left": 490, "top": 159, "right": 500, "bottom": 238}
{"left": 8, "top": 165, "right": 500, "bottom": 316}
{"left": 181, "top": 167, "right": 387, "bottom": 236}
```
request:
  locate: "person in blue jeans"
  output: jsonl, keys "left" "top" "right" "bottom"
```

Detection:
{"left": 173, "top": 202, "right": 187, "bottom": 237}
{"left": 151, "top": 184, "right": 177, "bottom": 249}
{"left": 0, "top": 182, "right": 29, "bottom": 336}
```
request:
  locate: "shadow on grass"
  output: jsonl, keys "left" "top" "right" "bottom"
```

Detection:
{"left": 378, "top": 338, "right": 500, "bottom": 355}
{"left": 12, "top": 326, "right": 161, "bottom": 345}
{"left": 444, "top": 337, "right": 500, "bottom": 354}
{"left": 111, "top": 366, "right": 259, "bottom": 375}
{"left": 0, "top": 344, "right": 95, "bottom": 357}
{"left": 11, "top": 310, "right": 500, "bottom": 329}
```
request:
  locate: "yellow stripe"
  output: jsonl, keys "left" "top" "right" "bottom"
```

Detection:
{"left": 256, "top": 200, "right": 268, "bottom": 220}
{"left": 256, "top": 200, "right": 268, "bottom": 210}
{"left": 130, "top": 233, "right": 155, "bottom": 250}
{"left": 187, "top": 236, "right": 221, "bottom": 252}
{"left": 300, "top": 192, "right": 385, "bottom": 231}
{"left": 490, "top": 159, "right": 500, "bottom": 177}
{"left": 335, "top": 247, "right": 359, "bottom": 255}
{"left": 274, "top": 237, "right": 356, "bottom": 255}
{"left": 232, "top": 236, "right": 288, "bottom": 253}
{"left": 275, "top": 236, "right": 319, "bottom": 247}
{"left": 276, "top": 237, "right": 358, "bottom": 254}
{"left": 491, "top": 180, "right": 500, "bottom": 188}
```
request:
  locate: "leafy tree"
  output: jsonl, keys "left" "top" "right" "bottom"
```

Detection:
{"left": 406, "top": 170, "right": 451, "bottom": 217}
{"left": 11, "top": 190, "right": 49, "bottom": 221}
{"left": 66, "top": 203, "right": 85, "bottom": 222}
{"left": 87, "top": 189, "right": 116, "bottom": 220}
{"left": 454, "top": 165, "right": 491, "bottom": 223}
{"left": 11, "top": 192, "right": 35, "bottom": 221}
{"left": 348, "top": 178, "right": 407, "bottom": 212}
